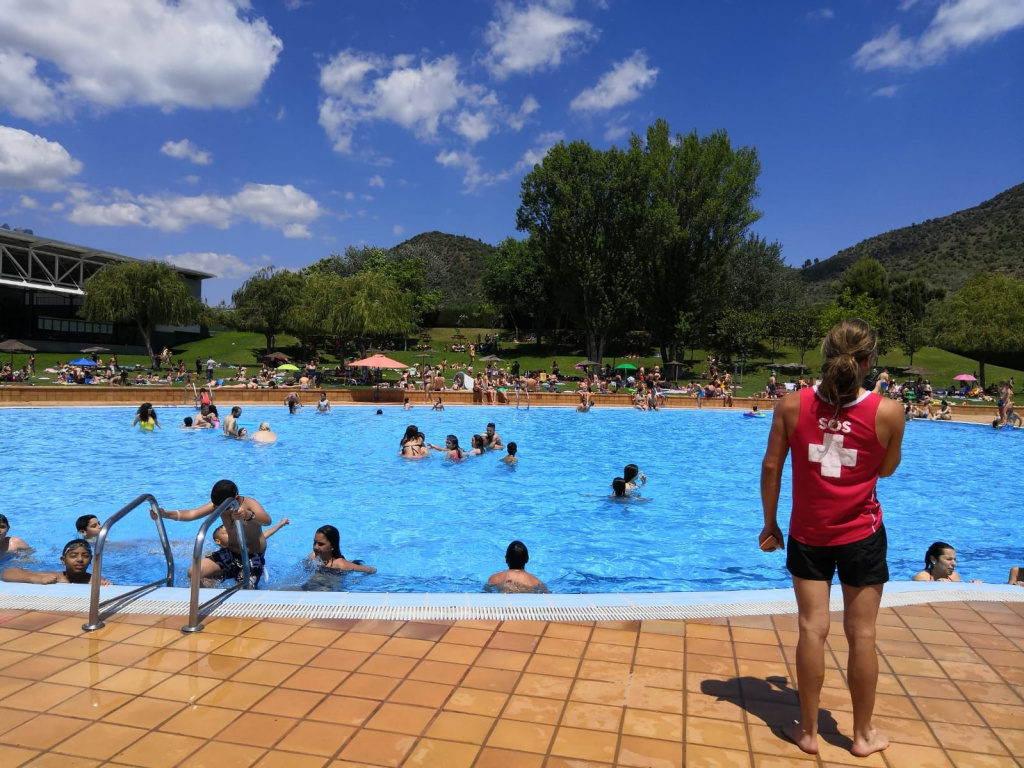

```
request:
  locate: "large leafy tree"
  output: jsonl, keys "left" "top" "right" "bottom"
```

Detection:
{"left": 932, "top": 272, "right": 1024, "bottom": 388}
{"left": 230, "top": 267, "right": 304, "bottom": 351}
{"left": 517, "top": 139, "right": 669, "bottom": 361}
{"left": 481, "top": 237, "right": 548, "bottom": 342}
{"left": 641, "top": 120, "right": 762, "bottom": 363}
{"left": 80, "top": 260, "right": 203, "bottom": 367}
{"left": 888, "top": 275, "right": 945, "bottom": 363}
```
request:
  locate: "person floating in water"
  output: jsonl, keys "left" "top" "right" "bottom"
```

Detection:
{"left": 482, "top": 422, "right": 504, "bottom": 450}
{"left": 250, "top": 422, "right": 278, "bottom": 444}
{"left": 486, "top": 540, "right": 548, "bottom": 593}
{"left": 309, "top": 525, "right": 376, "bottom": 573}
{"left": 155, "top": 479, "right": 271, "bottom": 588}
{"left": 500, "top": 442, "right": 518, "bottom": 464}
{"left": 0, "top": 514, "right": 30, "bottom": 554}
{"left": 76, "top": 514, "right": 102, "bottom": 543}
{"left": 2, "top": 539, "right": 111, "bottom": 585}
{"left": 428, "top": 434, "right": 466, "bottom": 461}
{"left": 131, "top": 402, "right": 161, "bottom": 430}
{"left": 623, "top": 464, "right": 646, "bottom": 494}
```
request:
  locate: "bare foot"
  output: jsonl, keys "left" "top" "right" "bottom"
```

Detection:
{"left": 851, "top": 729, "right": 889, "bottom": 757}
{"left": 782, "top": 722, "right": 818, "bottom": 755}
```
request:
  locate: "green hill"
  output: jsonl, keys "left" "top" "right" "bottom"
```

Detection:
{"left": 389, "top": 231, "right": 495, "bottom": 307}
{"left": 799, "top": 181, "right": 1024, "bottom": 299}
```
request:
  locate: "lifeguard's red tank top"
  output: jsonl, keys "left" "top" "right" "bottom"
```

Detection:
{"left": 788, "top": 386, "right": 887, "bottom": 546}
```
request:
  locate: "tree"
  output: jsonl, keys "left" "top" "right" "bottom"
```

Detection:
{"left": 837, "top": 256, "right": 889, "bottom": 305}
{"left": 888, "top": 275, "right": 944, "bottom": 363}
{"left": 931, "top": 273, "right": 1024, "bottom": 388}
{"left": 818, "top": 289, "right": 884, "bottom": 341}
{"left": 640, "top": 120, "right": 762, "bottom": 364}
{"left": 80, "top": 260, "right": 203, "bottom": 367}
{"left": 517, "top": 139, "right": 665, "bottom": 361}
{"left": 481, "top": 237, "right": 547, "bottom": 342}
{"left": 230, "top": 267, "right": 303, "bottom": 351}
{"left": 336, "top": 272, "right": 418, "bottom": 356}
{"left": 787, "top": 306, "right": 821, "bottom": 367}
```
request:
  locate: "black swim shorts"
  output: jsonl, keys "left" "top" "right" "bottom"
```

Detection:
{"left": 207, "top": 547, "right": 265, "bottom": 588}
{"left": 786, "top": 525, "right": 888, "bottom": 587}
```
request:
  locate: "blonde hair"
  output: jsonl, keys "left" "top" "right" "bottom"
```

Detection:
{"left": 819, "top": 318, "right": 877, "bottom": 416}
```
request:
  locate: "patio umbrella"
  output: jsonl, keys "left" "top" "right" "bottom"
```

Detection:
{"left": 664, "top": 360, "right": 685, "bottom": 379}
{"left": 576, "top": 359, "right": 601, "bottom": 368}
{"left": 81, "top": 346, "right": 110, "bottom": 354}
{"left": 953, "top": 374, "right": 977, "bottom": 381}
{"left": 614, "top": 363, "right": 638, "bottom": 371}
{"left": 479, "top": 354, "right": 504, "bottom": 363}
{"left": 0, "top": 339, "right": 36, "bottom": 368}
{"left": 778, "top": 362, "right": 809, "bottom": 372}
{"left": 349, "top": 354, "right": 406, "bottom": 369}
{"left": 68, "top": 358, "right": 98, "bottom": 367}
{"left": 903, "top": 365, "right": 933, "bottom": 376}
{"left": 276, "top": 363, "right": 301, "bottom": 371}
{"left": 265, "top": 351, "right": 291, "bottom": 363}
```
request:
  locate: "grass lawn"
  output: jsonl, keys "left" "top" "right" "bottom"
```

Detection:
{"left": 6, "top": 328, "right": 1021, "bottom": 406}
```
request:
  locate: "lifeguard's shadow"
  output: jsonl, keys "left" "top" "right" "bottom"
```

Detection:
{"left": 700, "top": 676, "right": 853, "bottom": 752}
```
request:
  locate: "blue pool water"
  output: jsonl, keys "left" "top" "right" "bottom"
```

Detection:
{"left": 0, "top": 405, "right": 1021, "bottom": 592}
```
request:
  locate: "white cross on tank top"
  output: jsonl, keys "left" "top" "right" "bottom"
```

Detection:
{"left": 808, "top": 433, "right": 858, "bottom": 478}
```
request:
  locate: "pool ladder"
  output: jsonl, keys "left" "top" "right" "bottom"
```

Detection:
{"left": 185, "top": 381, "right": 214, "bottom": 408}
{"left": 83, "top": 496, "right": 254, "bottom": 634}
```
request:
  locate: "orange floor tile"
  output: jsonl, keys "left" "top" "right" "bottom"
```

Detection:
{"left": 0, "top": 601, "right": 1022, "bottom": 767}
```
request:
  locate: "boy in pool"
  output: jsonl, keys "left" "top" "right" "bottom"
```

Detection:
{"left": 0, "top": 514, "right": 30, "bottom": 553}
{"left": 482, "top": 422, "right": 504, "bottom": 450}
{"left": 76, "top": 514, "right": 102, "bottom": 543}
{"left": 2, "top": 539, "right": 111, "bottom": 585}
{"left": 500, "top": 442, "right": 518, "bottom": 464}
{"left": 486, "top": 540, "right": 547, "bottom": 593}
{"left": 155, "top": 479, "right": 271, "bottom": 588}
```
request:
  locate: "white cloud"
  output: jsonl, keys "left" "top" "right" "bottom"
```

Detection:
{"left": 485, "top": 2, "right": 597, "bottom": 79}
{"left": 67, "top": 182, "right": 322, "bottom": 238}
{"left": 184, "top": 174, "right": 201, "bottom": 184}
{"left": 0, "top": 0, "right": 282, "bottom": 120}
{"left": 19, "top": 195, "right": 39, "bottom": 209}
{"left": 393, "top": 224, "right": 404, "bottom": 236}
{"left": 454, "top": 111, "right": 494, "bottom": 143}
{"left": 514, "top": 130, "right": 564, "bottom": 174}
{"left": 368, "top": 174, "right": 385, "bottom": 188}
{"left": 435, "top": 150, "right": 510, "bottom": 193}
{"left": 344, "top": 191, "right": 355, "bottom": 200}
{"left": 161, "top": 251, "right": 263, "bottom": 278}
{"left": 318, "top": 50, "right": 502, "bottom": 154}
{"left": 604, "top": 121, "right": 629, "bottom": 141}
{"left": 807, "top": 8, "right": 835, "bottom": 21}
{"left": 0, "top": 49, "right": 64, "bottom": 121}
{"left": 508, "top": 95, "right": 540, "bottom": 131}
{"left": 570, "top": 51, "right": 658, "bottom": 112}
{"left": 160, "top": 139, "right": 212, "bottom": 165}
{"left": 283, "top": 0, "right": 310, "bottom": 9}
{"left": 871, "top": 84, "right": 902, "bottom": 97}
{"left": 276, "top": 106, "right": 286, "bottom": 120}
{"left": 854, "top": 0, "right": 1024, "bottom": 71}
{"left": 360, "top": 194, "right": 374, "bottom": 201}
{"left": 0, "top": 125, "right": 83, "bottom": 190}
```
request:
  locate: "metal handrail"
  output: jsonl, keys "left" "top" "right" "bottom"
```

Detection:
{"left": 181, "top": 498, "right": 254, "bottom": 633}
{"left": 83, "top": 494, "right": 175, "bottom": 632}
{"left": 185, "top": 382, "right": 198, "bottom": 406}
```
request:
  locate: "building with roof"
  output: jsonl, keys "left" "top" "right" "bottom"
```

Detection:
{"left": 0, "top": 226, "right": 213, "bottom": 350}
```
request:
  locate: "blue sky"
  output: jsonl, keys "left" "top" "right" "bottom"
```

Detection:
{"left": 0, "top": 0, "right": 1021, "bottom": 305}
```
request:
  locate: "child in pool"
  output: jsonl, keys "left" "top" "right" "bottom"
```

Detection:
{"left": 0, "top": 514, "right": 30, "bottom": 554}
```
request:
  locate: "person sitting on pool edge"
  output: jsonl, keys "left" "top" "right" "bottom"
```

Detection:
{"left": 500, "top": 442, "right": 518, "bottom": 464}
{"left": 76, "top": 514, "right": 102, "bottom": 543}
{"left": 154, "top": 479, "right": 271, "bottom": 588}
{"left": 486, "top": 540, "right": 547, "bottom": 593}
{"left": 0, "top": 514, "right": 30, "bottom": 554}
{"left": 309, "top": 525, "right": 376, "bottom": 573}
{"left": 2, "top": 539, "right": 111, "bottom": 585}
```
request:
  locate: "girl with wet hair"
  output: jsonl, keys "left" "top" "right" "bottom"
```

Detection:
{"left": 400, "top": 425, "right": 426, "bottom": 458}
{"left": 131, "top": 402, "right": 161, "bottom": 430}
{"left": 913, "top": 541, "right": 961, "bottom": 581}
{"left": 308, "top": 524, "right": 376, "bottom": 573}
{"left": 428, "top": 434, "right": 466, "bottom": 460}
{"left": 760, "top": 318, "right": 904, "bottom": 759}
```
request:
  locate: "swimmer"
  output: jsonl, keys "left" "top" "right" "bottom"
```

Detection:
{"left": 316, "top": 393, "right": 332, "bottom": 413}
{"left": 913, "top": 542, "right": 981, "bottom": 582}
{"left": 207, "top": 404, "right": 221, "bottom": 429}
{"left": 376, "top": 409, "right": 384, "bottom": 415}
{"left": 284, "top": 392, "right": 302, "bottom": 413}
{"left": 611, "top": 477, "right": 628, "bottom": 498}
{"left": 211, "top": 516, "right": 289, "bottom": 550}
{"left": 431, "top": 397, "right": 445, "bottom": 411}
{"left": 500, "top": 442, "right": 518, "bottom": 464}
{"left": 223, "top": 406, "right": 242, "bottom": 436}
{"left": 403, "top": 397, "right": 412, "bottom": 410}
{"left": 400, "top": 425, "right": 427, "bottom": 458}
{"left": 468, "top": 434, "right": 487, "bottom": 456}
{"left": 746, "top": 405, "right": 765, "bottom": 417}
{"left": 131, "top": 402, "right": 161, "bottom": 430}
{"left": 624, "top": 464, "right": 646, "bottom": 494}
{"left": 181, "top": 416, "right": 195, "bottom": 428}
{"left": 1, "top": 539, "right": 111, "bottom": 585}
{"left": 0, "top": 514, "right": 30, "bottom": 554}
{"left": 250, "top": 422, "right": 278, "bottom": 444}
{"left": 428, "top": 434, "right": 466, "bottom": 461}
{"left": 576, "top": 400, "right": 592, "bottom": 413}
{"left": 76, "top": 514, "right": 102, "bottom": 543}
{"left": 1009, "top": 566, "right": 1024, "bottom": 586}
{"left": 486, "top": 540, "right": 548, "bottom": 593}
{"left": 482, "top": 422, "right": 504, "bottom": 450}
{"left": 236, "top": 427, "right": 248, "bottom": 439}
{"left": 155, "top": 479, "right": 271, "bottom": 588}
{"left": 308, "top": 525, "right": 376, "bottom": 573}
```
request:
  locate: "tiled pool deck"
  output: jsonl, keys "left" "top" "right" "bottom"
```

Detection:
{"left": 1, "top": 585, "right": 1023, "bottom": 767}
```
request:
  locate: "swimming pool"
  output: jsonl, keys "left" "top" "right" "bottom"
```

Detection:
{"left": 0, "top": 405, "right": 1020, "bottom": 592}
